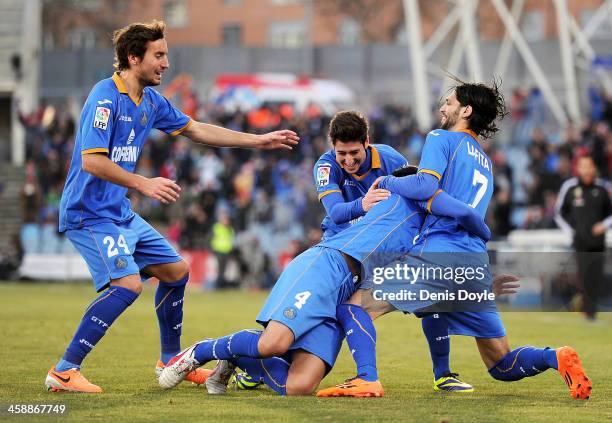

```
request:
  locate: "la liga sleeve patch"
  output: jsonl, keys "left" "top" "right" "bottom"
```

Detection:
{"left": 316, "top": 165, "right": 331, "bottom": 187}
{"left": 93, "top": 106, "right": 110, "bottom": 130}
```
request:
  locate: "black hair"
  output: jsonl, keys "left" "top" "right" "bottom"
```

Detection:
{"left": 391, "top": 165, "right": 418, "bottom": 177}
{"left": 447, "top": 74, "right": 508, "bottom": 139}
{"left": 328, "top": 110, "right": 369, "bottom": 145}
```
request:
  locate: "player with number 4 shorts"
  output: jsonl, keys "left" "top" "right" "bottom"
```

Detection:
{"left": 159, "top": 164, "right": 492, "bottom": 396}
{"left": 316, "top": 79, "right": 591, "bottom": 400}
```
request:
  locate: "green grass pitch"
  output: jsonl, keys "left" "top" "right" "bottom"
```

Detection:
{"left": 0, "top": 282, "right": 610, "bottom": 422}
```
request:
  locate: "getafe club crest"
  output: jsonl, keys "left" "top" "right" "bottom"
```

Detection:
{"left": 283, "top": 307, "right": 297, "bottom": 319}
{"left": 140, "top": 111, "right": 148, "bottom": 126}
{"left": 115, "top": 257, "right": 127, "bottom": 269}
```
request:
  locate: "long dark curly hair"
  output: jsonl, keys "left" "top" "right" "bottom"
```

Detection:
{"left": 447, "top": 75, "right": 508, "bottom": 139}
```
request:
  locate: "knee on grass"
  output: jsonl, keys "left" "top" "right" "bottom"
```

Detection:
{"left": 285, "top": 377, "right": 319, "bottom": 396}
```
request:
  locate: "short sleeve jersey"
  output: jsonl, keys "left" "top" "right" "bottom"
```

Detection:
{"left": 59, "top": 73, "right": 192, "bottom": 232}
{"left": 413, "top": 129, "right": 494, "bottom": 252}
{"left": 313, "top": 144, "right": 408, "bottom": 238}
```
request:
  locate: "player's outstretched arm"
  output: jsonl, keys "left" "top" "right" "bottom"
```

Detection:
{"left": 82, "top": 153, "right": 181, "bottom": 204}
{"left": 320, "top": 181, "right": 391, "bottom": 224}
{"left": 320, "top": 192, "right": 365, "bottom": 224}
{"left": 182, "top": 121, "right": 299, "bottom": 150}
{"left": 428, "top": 190, "right": 491, "bottom": 241}
{"left": 376, "top": 171, "right": 438, "bottom": 200}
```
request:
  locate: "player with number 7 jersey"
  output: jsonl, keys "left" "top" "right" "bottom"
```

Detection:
{"left": 318, "top": 81, "right": 591, "bottom": 401}
{"left": 411, "top": 127, "right": 493, "bottom": 254}
{"left": 158, "top": 164, "right": 493, "bottom": 396}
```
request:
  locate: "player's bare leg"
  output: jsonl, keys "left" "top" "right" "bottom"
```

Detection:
{"left": 144, "top": 260, "right": 189, "bottom": 283}
{"left": 285, "top": 350, "right": 327, "bottom": 395}
{"left": 475, "top": 336, "right": 510, "bottom": 369}
{"left": 349, "top": 288, "right": 396, "bottom": 320}
{"left": 257, "top": 321, "right": 295, "bottom": 357}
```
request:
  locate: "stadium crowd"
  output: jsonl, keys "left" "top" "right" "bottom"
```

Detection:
{"left": 17, "top": 86, "right": 612, "bottom": 288}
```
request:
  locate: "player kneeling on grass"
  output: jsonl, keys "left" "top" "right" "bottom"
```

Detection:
{"left": 316, "top": 79, "right": 591, "bottom": 400}
{"left": 159, "top": 166, "right": 494, "bottom": 395}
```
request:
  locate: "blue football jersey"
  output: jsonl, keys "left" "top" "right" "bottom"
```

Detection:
{"left": 413, "top": 129, "right": 494, "bottom": 252}
{"left": 314, "top": 144, "right": 408, "bottom": 238}
{"left": 319, "top": 194, "right": 424, "bottom": 276}
{"left": 59, "top": 73, "right": 192, "bottom": 232}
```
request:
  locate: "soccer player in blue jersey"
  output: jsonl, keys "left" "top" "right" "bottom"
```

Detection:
{"left": 158, "top": 165, "right": 492, "bottom": 396}
{"left": 314, "top": 111, "right": 407, "bottom": 239}
{"left": 314, "top": 110, "right": 472, "bottom": 392}
{"left": 317, "top": 79, "right": 592, "bottom": 400}
{"left": 44, "top": 20, "right": 299, "bottom": 394}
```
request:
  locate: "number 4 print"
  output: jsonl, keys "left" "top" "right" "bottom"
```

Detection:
{"left": 294, "top": 291, "right": 311, "bottom": 309}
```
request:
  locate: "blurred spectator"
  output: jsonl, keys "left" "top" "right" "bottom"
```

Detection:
{"left": 277, "top": 239, "right": 303, "bottom": 272}
{"left": 210, "top": 209, "right": 235, "bottom": 289}
{"left": 21, "top": 161, "right": 42, "bottom": 224}
{"left": 16, "top": 82, "right": 612, "bottom": 288}
{"left": 555, "top": 156, "right": 611, "bottom": 320}
{"left": 236, "top": 234, "right": 273, "bottom": 289}
{"left": 0, "top": 234, "right": 24, "bottom": 280}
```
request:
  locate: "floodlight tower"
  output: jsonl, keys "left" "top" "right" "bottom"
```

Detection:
{"left": 402, "top": 0, "right": 612, "bottom": 130}
{"left": 403, "top": 0, "right": 432, "bottom": 131}
{"left": 11, "top": 0, "right": 41, "bottom": 166}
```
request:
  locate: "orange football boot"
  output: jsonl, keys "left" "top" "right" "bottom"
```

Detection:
{"left": 45, "top": 366, "right": 103, "bottom": 393}
{"left": 556, "top": 346, "right": 592, "bottom": 400}
{"left": 316, "top": 377, "right": 384, "bottom": 398}
{"left": 155, "top": 360, "right": 212, "bottom": 385}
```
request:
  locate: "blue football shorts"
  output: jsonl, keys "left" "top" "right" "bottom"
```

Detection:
{"left": 256, "top": 246, "right": 357, "bottom": 366}
{"left": 66, "top": 213, "right": 182, "bottom": 292}
{"left": 290, "top": 320, "right": 344, "bottom": 370}
{"left": 439, "top": 311, "right": 506, "bottom": 338}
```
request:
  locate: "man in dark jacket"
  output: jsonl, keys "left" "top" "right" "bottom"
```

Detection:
{"left": 555, "top": 155, "right": 611, "bottom": 319}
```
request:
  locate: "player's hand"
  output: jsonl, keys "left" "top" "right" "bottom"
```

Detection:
{"left": 255, "top": 130, "right": 300, "bottom": 150}
{"left": 362, "top": 179, "right": 391, "bottom": 212}
{"left": 492, "top": 274, "right": 520, "bottom": 296}
{"left": 591, "top": 221, "right": 606, "bottom": 236}
{"left": 370, "top": 176, "right": 386, "bottom": 190}
{"left": 138, "top": 177, "right": 181, "bottom": 204}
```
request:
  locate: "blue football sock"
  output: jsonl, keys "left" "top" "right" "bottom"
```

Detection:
{"left": 194, "top": 329, "right": 262, "bottom": 364}
{"left": 155, "top": 274, "right": 189, "bottom": 364}
{"left": 489, "top": 346, "right": 557, "bottom": 381}
{"left": 55, "top": 359, "right": 80, "bottom": 372}
{"left": 543, "top": 348, "right": 558, "bottom": 369}
{"left": 336, "top": 304, "right": 378, "bottom": 382}
{"left": 233, "top": 356, "right": 290, "bottom": 396}
{"left": 421, "top": 314, "right": 451, "bottom": 379}
{"left": 59, "top": 285, "right": 139, "bottom": 369}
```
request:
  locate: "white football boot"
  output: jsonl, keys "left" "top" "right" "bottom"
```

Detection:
{"left": 158, "top": 343, "right": 203, "bottom": 389}
{"left": 206, "top": 360, "right": 237, "bottom": 395}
